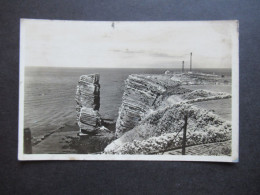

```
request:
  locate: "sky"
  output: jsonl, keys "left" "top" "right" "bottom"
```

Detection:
{"left": 21, "top": 19, "right": 238, "bottom": 69}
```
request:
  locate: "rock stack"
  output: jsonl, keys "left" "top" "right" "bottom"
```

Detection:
{"left": 115, "top": 74, "right": 180, "bottom": 137}
{"left": 75, "top": 74, "right": 102, "bottom": 135}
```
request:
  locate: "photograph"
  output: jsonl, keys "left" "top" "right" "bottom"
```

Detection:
{"left": 18, "top": 19, "right": 239, "bottom": 162}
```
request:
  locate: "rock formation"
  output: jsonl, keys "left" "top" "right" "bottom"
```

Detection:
{"left": 74, "top": 71, "right": 231, "bottom": 154}
{"left": 75, "top": 74, "right": 102, "bottom": 134}
{"left": 106, "top": 72, "right": 232, "bottom": 154}
{"left": 115, "top": 74, "right": 180, "bottom": 137}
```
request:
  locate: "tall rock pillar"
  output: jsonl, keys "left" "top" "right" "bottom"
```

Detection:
{"left": 75, "top": 74, "right": 102, "bottom": 135}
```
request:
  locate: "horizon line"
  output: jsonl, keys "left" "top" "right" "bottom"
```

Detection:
{"left": 24, "top": 66, "right": 232, "bottom": 69}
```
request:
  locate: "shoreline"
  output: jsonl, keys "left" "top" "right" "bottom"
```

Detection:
{"left": 31, "top": 118, "right": 117, "bottom": 154}
{"left": 28, "top": 71, "right": 232, "bottom": 155}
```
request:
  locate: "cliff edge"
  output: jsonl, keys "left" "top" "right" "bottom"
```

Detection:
{"left": 115, "top": 74, "right": 180, "bottom": 137}
{"left": 106, "top": 72, "right": 232, "bottom": 154}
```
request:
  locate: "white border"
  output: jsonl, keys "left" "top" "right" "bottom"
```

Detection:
{"left": 18, "top": 19, "right": 239, "bottom": 162}
{"left": 231, "top": 20, "right": 239, "bottom": 162}
{"left": 18, "top": 19, "right": 26, "bottom": 160}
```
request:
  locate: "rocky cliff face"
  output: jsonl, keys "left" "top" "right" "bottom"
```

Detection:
{"left": 75, "top": 74, "right": 102, "bottom": 134}
{"left": 115, "top": 74, "right": 180, "bottom": 137}
{"left": 105, "top": 73, "right": 232, "bottom": 154}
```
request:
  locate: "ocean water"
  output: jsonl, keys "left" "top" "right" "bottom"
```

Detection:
{"left": 24, "top": 67, "right": 231, "bottom": 138}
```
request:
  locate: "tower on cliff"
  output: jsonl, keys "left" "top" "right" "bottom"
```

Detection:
{"left": 190, "top": 52, "right": 192, "bottom": 72}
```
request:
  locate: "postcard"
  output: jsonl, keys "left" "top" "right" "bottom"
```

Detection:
{"left": 19, "top": 19, "right": 239, "bottom": 162}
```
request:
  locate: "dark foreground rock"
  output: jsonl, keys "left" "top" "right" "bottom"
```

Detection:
{"left": 71, "top": 132, "right": 115, "bottom": 154}
{"left": 32, "top": 121, "right": 115, "bottom": 154}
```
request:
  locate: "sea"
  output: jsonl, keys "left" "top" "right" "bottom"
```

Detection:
{"left": 24, "top": 67, "right": 231, "bottom": 138}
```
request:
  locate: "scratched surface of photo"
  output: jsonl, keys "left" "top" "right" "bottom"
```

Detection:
{"left": 19, "top": 19, "right": 239, "bottom": 162}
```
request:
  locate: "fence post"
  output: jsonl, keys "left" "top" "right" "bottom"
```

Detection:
{"left": 24, "top": 128, "right": 32, "bottom": 154}
{"left": 182, "top": 115, "right": 188, "bottom": 155}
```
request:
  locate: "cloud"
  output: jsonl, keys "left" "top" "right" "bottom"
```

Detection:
{"left": 112, "top": 49, "right": 190, "bottom": 59}
{"left": 22, "top": 20, "right": 237, "bottom": 69}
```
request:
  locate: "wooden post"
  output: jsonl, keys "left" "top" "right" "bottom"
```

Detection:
{"left": 190, "top": 52, "right": 192, "bottom": 72}
{"left": 182, "top": 115, "right": 188, "bottom": 155}
{"left": 182, "top": 61, "right": 184, "bottom": 73}
{"left": 24, "top": 128, "right": 32, "bottom": 154}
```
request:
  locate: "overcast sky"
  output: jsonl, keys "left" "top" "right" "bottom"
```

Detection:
{"left": 21, "top": 19, "right": 238, "bottom": 69}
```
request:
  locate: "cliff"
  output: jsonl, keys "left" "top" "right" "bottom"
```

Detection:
{"left": 105, "top": 73, "right": 232, "bottom": 154}
{"left": 115, "top": 74, "right": 180, "bottom": 137}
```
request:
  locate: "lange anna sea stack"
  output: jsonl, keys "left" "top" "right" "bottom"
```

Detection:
{"left": 75, "top": 74, "right": 101, "bottom": 134}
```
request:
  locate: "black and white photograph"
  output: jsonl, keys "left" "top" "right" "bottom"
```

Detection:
{"left": 19, "top": 19, "right": 239, "bottom": 162}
